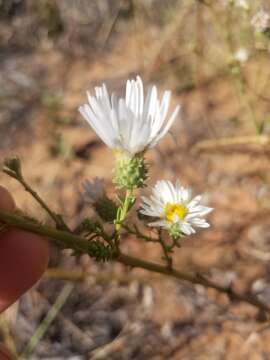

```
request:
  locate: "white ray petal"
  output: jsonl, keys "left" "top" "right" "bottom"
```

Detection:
{"left": 79, "top": 76, "right": 180, "bottom": 155}
{"left": 150, "top": 105, "right": 180, "bottom": 148}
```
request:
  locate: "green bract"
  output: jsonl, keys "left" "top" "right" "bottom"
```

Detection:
{"left": 94, "top": 197, "right": 118, "bottom": 223}
{"left": 113, "top": 154, "right": 148, "bottom": 190}
{"left": 168, "top": 223, "right": 184, "bottom": 240}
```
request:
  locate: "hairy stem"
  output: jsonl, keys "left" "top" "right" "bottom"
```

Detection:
{"left": 0, "top": 210, "right": 90, "bottom": 254}
{"left": 0, "top": 209, "right": 268, "bottom": 314}
{"left": 118, "top": 253, "right": 269, "bottom": 313}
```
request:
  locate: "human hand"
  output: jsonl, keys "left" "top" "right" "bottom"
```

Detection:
{"left": 0, "top": 185, "right": 49, "bottom": 311}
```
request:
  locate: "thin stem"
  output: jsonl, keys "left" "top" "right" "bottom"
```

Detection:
{"left": 20, "top": 177, "right": 69, "bottom": 229}
{"left": 2, "top": 162, "right": 70, "bottom": 231}
{"left": 96, "top": 223, "right": 114, "bottom": 247}
{"left": 119, "top": 189, "right": 134, "bottom": 225}
{"left": 20, "top": 284, "right": 73, "bottom": 358}
{"left": 232, "top": 70, "right": 260, "bottom": 134}
{"left": 122, "top": 224, "right": 159, "bottom": 243}
{"left": 115, "top": 189, "right": 135, "bottom": 249}
{"left": 206, "top": 2, "right": 260, "bottom": 133}
{"left": 0, "top": 209, "right": 269, "bottom": 315}
{"left": 118, "top": 253, "right": 269, "bottom": 313}
{"left": 157, "top": 229, "right": 172, "bottom": 269}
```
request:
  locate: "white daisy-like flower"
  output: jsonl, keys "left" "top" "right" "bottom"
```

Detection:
{"left": 251, "top": 9, "right": 270, "bottom": 33}
{"left": 220, "top": 0, "right": 249, "bottom": 10}
{"left": 78, "top": 76, "right": 180, "bottom": 155}
{"left": 234, "top": 48, "right": 249, "bottom": 63}
{"left": 82, "top": 178, "right": 105, "bottom": 204}
{"left": 235, "top": 0, "right": 249, "bottom": 10}
{"left": 140, "top": 180, "right": 213, "bottom": 236}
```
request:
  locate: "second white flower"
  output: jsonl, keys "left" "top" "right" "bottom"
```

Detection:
{"left": 140, "top": 180, "right": 213, "bottom": 236}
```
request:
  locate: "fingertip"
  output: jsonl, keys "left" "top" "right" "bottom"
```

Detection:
{"left": 0, "top": 343, "right": 13, "bottom": 359}
{"left": 0, "top": 230, "right": 49, "bottom": 312}
{"left": 0, "top": 186, "right": 15, "bottom": 212}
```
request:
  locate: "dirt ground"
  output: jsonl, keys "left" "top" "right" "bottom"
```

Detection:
{"left": 1, "top": 1, "right": 270, "bottom": 359}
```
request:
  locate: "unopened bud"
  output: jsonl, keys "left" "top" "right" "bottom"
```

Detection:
{"left": 82, "top": 178, "right": 117, "bottom": 222}
{"left": 3, "top": 157, "right": 23, "bottom": 179}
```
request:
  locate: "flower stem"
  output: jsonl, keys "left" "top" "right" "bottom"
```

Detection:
{"left": 115, "top": 189, "right": 134, "bottom": 231}
{"left": 157, "top": 229, "right": 173, "bottom": 269}
{"left": 122, "top": 224, "right": 159, "bottom": 243}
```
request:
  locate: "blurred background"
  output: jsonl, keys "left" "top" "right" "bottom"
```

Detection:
{"left": 1, "top": 0, "right": 270, "bottom": 358}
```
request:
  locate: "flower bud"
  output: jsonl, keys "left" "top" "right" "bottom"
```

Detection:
{"left": 3, "top": 157, "right": 22, "bottom": 179}
{"left": 113, "top": 154, "right": 148, "bottom": 190}
{"left": 83, "top": 178, "right": 117, "bottom": 222}
{"left": 94, "top": 197, "right": 118, "bottom": 223}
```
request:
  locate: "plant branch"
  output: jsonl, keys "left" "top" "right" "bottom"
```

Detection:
{"left": 0, "top": 209, "right": 269, "bottom": 315}
{"left": 19, "top": 178, "right": 69, "bottom": 230}
{"left": 0, "top": 210, "right": 114, "bottom": 261}
{"left": 117, "top": 253, "right": 269, "bottom": 314}
{"left": 122, "top": 224, "right": 159, "bottom": 243}
{"left": 157, "top": 229, "right": 172, "bottom": 268}
{"left": 3, "top": 158, "right": 69, "bottom": 231}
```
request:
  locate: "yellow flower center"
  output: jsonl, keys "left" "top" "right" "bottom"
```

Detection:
{"left": 165, "top": 203, "right": 187, "bottom": 223}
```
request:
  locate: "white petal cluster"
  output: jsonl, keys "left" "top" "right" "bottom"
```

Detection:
{"left": 234, "top": 48, "right": 249, "bottom": 63}
{"left": 140, "top": 180, "right": 213, "bottom": 236}
{"left": 251, "top": 9, "right": 270, "bottom": 33}
{"left": 220, "top": 0, "right": 249, "bottom": 10}
{"left": 79, "top": 76, "right": 180, "bottom": 155}
{"left": 235, "top": 0, "right": 249, "bottom": 10}
{"left": 82, "top": 178, "right": 105, "bottom": 204}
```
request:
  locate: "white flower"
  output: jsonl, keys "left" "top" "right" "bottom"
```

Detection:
{"left": 234, "top": 48, "right": 249, "bottom": 63}
{"left": 78, "top": 76, "right": 180, "bottom": 155}
{"left": 251, "top": 9, "right": 270, "bottom": 33}
{"left": 235, "top": 0, "right": 249, "bottom": 10}
{"left": 140, "top": 180, "right": 213, "bottom": 236}
{"left": 220, "top": 0, "right": 249, "bottom": 10}
{"left": 82, "top": 178, "right": 105, "bottom": 204}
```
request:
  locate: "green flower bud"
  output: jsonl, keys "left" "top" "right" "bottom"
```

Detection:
{"left": 94, "top": 197, "right": 118, "bottom": 223}
{"left": 3, "top": 157, "right": 23, "bottom": 179}
{"left": 168, "top": 223, "right": 185, "bottom": 241}
{"left": 113, "top": 154, "right": 148, "bottom": 190}
{"left": 82, "top": 178, "right": 118, "bottom": 222}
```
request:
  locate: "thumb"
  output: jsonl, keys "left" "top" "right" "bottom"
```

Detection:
{"left": 0, "top": 186, "right": 49, "bottom": 312}
{"left": 0, "top": 343, "right": 13, "bottom": 360}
